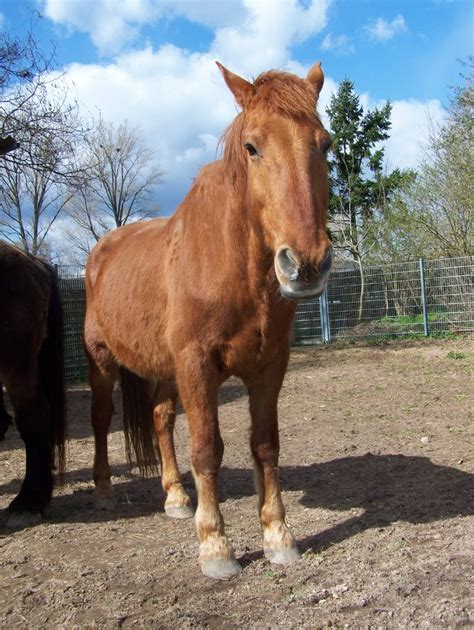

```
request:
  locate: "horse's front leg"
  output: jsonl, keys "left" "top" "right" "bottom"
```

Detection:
{"left": 247, "top": 355, "right": 301, "bottom": 565}
{"left": 176, "top": 351, "right": 241, "bottom": 579}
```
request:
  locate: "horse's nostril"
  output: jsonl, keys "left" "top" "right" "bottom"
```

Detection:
{"left": 320, "top": 248, "right": 332, "bottom": 275}
{"left": 277, "top": 248, "right": 299, "bottom": 281}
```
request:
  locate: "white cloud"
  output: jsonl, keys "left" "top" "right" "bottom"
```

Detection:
{"left": 42, "top": 0, "right": 246, "bottom": 55}
{"left": 321, "top": 32, "right": 354, "bottom": 54}
{"left": 366, "top": 14, "right": 407, "bottom": 42}
{"left": 384, "top": 99, "right": 444, "bottom": 170}
{"left": 211, "top": 0, "right": 331, "bottom": 74}
{"left": 43, "top": 0, "right": 330, "bottom": 64}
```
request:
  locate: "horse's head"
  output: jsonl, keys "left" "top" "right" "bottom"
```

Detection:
{"left": 217, "top": 62, "right": 332, "bottom": 299}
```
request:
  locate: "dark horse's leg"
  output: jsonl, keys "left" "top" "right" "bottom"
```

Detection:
{"left": 0, "top": 384, "right": 12, "bottom": 440}
{"left": 176, "top": 348, "right": 241, "bottom": 579}
{"left": 7, "top": 368, "right": 54, "bottom": 521}
{"left": 246, "top": 349, "right": 301, "bottom": 565}
{"left": 152, "top": 383, "right": 193, "bottom": 519}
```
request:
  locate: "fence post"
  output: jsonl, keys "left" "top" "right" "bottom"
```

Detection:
{"left": 319, "top": 288, "right": 331, "bottom": 343}
{"left": 419, "top": 258, "right": 430, "bottom": 336}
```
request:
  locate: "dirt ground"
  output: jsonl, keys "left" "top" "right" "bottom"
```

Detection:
{"left": 0, "top": 338, "right": 473, "bottom": 629}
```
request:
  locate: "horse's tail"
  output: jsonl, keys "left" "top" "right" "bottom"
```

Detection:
{"left": 38, "top": 266, "right": 67, "bottom": 477}
{"left": 119, "top": 367, "right": 159, "bottom": 477}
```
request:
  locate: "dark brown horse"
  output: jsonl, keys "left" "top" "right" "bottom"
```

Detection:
{"left": 0, "top": 384, "right": 12, "bottom": 440}
{"left": 0, "top": 241, "right": 67, "bottom": 526}
{"left": 84, "top": 61, "right": 332, "bottom": 578}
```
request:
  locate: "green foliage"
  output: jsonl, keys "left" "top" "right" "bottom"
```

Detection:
{"left": 370, "top": 59, "right": 473, "bottom": 262}
{"left": 447, "top": 351, "right": 467, "bottom": 360}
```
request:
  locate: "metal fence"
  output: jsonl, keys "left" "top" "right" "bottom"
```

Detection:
{"left": 293, "top": 256, "right": 474, "bottom": 344}
{"left": 58, "top": 271, "right": 88, "bottom": 383}
{"left": 57, "top": 256, "right": 473, "bottom": 381}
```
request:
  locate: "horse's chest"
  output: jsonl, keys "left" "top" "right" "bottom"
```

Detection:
{"left": 220, "top": 309, "right": 293, "bottom": 377}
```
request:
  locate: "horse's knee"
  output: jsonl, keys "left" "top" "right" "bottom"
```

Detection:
{"left": 192, "top": 431, "right": 224, "bottom": 476}
{"left": 15, "top": 394, "right": 52, "bottom": 443}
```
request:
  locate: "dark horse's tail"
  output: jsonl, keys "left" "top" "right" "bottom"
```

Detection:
{"left": 38, "top": 265, "right": 67, "bottom": 476}
{"left": 120, "top": 367, "right": 159, "bottom": 477}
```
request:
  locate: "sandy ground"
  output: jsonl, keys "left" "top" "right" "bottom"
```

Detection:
{"left": 0, "top": 338, "right": 473, "bottom": 629}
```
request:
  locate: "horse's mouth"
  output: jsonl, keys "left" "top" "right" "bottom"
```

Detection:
{"left": 278, "top": 278, "right": 327, "bottom": 300}
{"left": 274, "top": 246, "right": 332, "bottom": 301}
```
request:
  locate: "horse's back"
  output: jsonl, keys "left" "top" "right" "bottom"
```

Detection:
{"left": 86, "top": 218, "right": 168, "bottom": 289}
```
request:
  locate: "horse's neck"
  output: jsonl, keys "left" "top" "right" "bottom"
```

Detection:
{"left": 177, "top": 162, "right": 274, "bottom": 298}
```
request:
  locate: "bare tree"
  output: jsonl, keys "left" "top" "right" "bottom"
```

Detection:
{"left": 65, "top": 119, "right": 164, "bottom": 262}
{"left": 0, "top": 132, "right": 77, "bottom": 255}
{"left": 0, "top": 28, "right": 85, "bottom": 174}
{"left": 0, "top": 27, "right": 90, "bottom": 256}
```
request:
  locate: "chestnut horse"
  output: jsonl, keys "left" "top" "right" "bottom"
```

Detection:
{"left": 0, "top": 242, "right": 67, "bottom": 526}
{"left": 84, "top": 61, "right": 332, "bottom": 579}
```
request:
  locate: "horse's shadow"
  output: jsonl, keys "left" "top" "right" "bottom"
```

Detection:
{"left": 1, "top": 454, "right": 472, "bottom": 558}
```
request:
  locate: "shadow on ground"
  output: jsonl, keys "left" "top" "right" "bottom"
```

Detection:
{"left": 2, "top": 454, "right": 472, "bottom": 561}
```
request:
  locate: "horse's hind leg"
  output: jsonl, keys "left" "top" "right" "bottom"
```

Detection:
{"left": 86, "top": 333, "right": 118, "bottom": 510}
{"left": 153, "top": 383, "right": 193, "bottom": 519}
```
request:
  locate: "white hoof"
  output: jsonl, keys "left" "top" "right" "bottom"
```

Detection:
{"left": 200, "top": 557, "right": 242, "bottom": 580}
{"left": 164, "top": 503, "right": 194, "bottom": 519}
{"left": 265, "top": 545, "right": 301, "bottom": 565}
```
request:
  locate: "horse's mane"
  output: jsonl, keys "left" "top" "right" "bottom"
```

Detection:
{"left": 220, "top": 70, "right": 322, "bottom": 183}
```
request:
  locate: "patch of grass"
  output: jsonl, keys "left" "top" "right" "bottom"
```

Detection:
{"left": 447, "top": 351, "right": 467, "bottom": 360}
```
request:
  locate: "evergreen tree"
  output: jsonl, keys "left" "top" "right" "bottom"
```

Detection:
{"left": 326, "top": 79, "right": 407, "bottom": 318}
{"left": 326, "top": 79, "right": 405, "bottom": 262}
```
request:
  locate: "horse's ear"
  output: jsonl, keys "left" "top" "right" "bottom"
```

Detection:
{"left": 306, "top": 62, "right": 324, "bottom": 98}
{"left": 216, "top": 61, "right": 255, "bottom": 109}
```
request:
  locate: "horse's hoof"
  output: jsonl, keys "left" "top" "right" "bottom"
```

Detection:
{"left": 200, "top": 557, "right": 242, "bottom": 580}
{"left": 264, "top": 545, "right": 301, "bottom": 565}
{"left": 164, "top": 503, "right": 194, "bottom": 519}
{"left": 6, "top": 511, "right": 42, "bottom": 529}
{"left": 93, "top": 492, "right": 116, "bottom": 511}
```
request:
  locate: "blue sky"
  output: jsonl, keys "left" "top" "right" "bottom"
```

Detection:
{"left": 1, "top": 0, "right": 473, "bottom": 216}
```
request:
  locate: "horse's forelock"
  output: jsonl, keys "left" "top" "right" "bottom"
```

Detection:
{"left": 253, "top": 70, "right": 320, "bottom": 121}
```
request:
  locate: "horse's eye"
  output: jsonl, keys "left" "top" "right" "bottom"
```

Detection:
{"left": 244, "top": 143, "right": 258, "bottom": 157}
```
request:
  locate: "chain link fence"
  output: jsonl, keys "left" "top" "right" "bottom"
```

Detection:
{"left": 57, "top": 256, "right": 473, "bottom": 381}
{"left": 294, "top": 256, "right": 473, "bottom": 344}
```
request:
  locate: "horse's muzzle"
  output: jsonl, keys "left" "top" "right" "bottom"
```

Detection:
{"left": 275, "top": 246, "right": 332, "bottom": 300}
